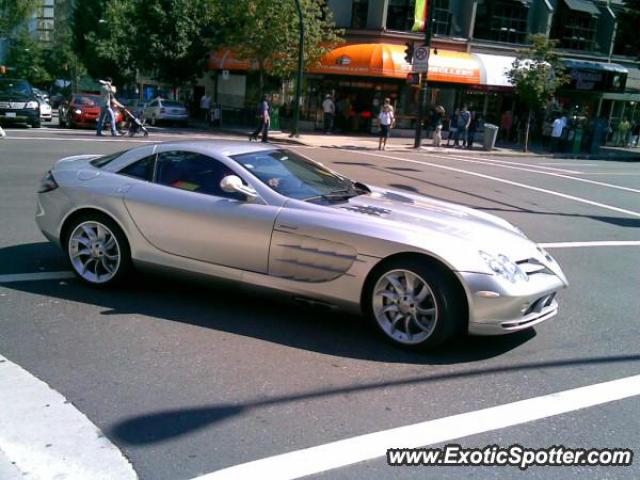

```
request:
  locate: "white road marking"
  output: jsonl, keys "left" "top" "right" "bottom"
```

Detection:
{"left": 436, "top": 153, "right": 640, "bottom": 194}
{"left": 193, "top": 374, "right": 640, "bottom": 480}
{"left": 539, "top": 163, "right": 601, "bottom": 167}
{"left": 348, "top": 150, "right": 640, "bottom": 218}
{"left": 0, "top": 354, "right": 138, "bottom": 480}
{"left": 540, "top": 240, "right": 640, "bottom": 248}
{"left": 0, "top": 271, "right": 74, "bottom": 283}
{"left": 439, "top": 154, "right": 583, "bottom": 174}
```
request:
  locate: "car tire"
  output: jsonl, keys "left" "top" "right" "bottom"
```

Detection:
{"left": 364, "top": 258, "right": 466, "bottom": 350}
{"left": 31, "top": 119, "right": 41, "bottom": 128}
{"left": 63, "top": 213, "right": 132, "bottom": 287}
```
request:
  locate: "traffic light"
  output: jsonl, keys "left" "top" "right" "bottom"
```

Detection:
{"left": 404, "top": 42, "right": 414, "bottom": 64}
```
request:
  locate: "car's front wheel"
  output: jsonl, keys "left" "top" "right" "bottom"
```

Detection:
{"left": 365, "top": 259, "right": 465, "bottom": 350}
{"left": 64, "top": 213, "right": 131, "bottom": 286}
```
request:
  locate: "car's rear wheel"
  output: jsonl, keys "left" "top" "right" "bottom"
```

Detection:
{"left": 64, "top": 213, "right": 131, "bottom": 286}
{"left": 30, "top": 119, "right": 41, "bottom": 128}
{"left": 365, "top": 259, "right": 465, "bottom": 350}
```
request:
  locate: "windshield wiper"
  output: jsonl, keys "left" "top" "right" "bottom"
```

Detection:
{"left": 304, "top": 188, "right": 362, "bottom": 203}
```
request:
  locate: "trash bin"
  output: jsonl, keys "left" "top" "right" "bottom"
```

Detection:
{"left": 572, "top": 127, "right": 583, "bottom": 154}
{"left": 270, "top": 107, "right": 280, "bottom": 131}
{"left": 483, "top": 123, "right": 499, "bottom": 151}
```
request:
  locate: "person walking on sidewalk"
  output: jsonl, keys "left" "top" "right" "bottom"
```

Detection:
{"left": 322, "top": 94, "right": 335, "bottom": 134}
{"left": 249, "top": 94, "right": 270, "bottom": 143}
{"left": 550, "top": 114, "right": 566, "bottom": 153}
{"left": 96, "top": 77, "right": 118, "bottom": 137}
{"left": 457, "top": 105, "right": 471, "bottom": 148}
{"left": 617, "top": 117, "right": 631, "bottom": 147}
{"left": 377, "top": 103, "right": 395, "bottom": 150}
{"left": 467, "top": 111, "right": 480, "bottom": 149}
{"left": 432, "top": 106, "right": 444, "bottom": 147}
{"left": 200, "top": 92, "right": 212, "bottom": 123}
{"left": 447, "top": 109, "right": 459, "bottom": 147}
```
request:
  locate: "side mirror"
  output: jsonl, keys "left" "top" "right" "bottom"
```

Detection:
{"left": 220, "top": 175, "right": 258, "bottom": 201}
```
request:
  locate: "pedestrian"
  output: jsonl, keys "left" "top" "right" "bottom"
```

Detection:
{"left": 432, "top": 105, "right": 444, "bottom": 147}
{"left": 550, "top": 114, "right": 566, "bottom": 153}
{"left": 447, "top": 109, "right": 459, "bottom": 147}
{"left": 0, "top": 125, "right": 5, "bottom": 139}
{"left": 249, "top": 94, "right": 270, "bottom": 143}
{"left": 500, "top": 110, "right": 513, "bottom": 142}
{"left": 322, "top": 94, "right": 335, "bottom": 134}
{"left": 200, "top": 91, "right": 212, "bottom": 123}
{"left": 457, "top": 105, "right": 471, "bottom": 148}
{"left": 96, "top": 77, "right": 118, "bottom": 137}
{"left": 377, "top": 103, "right": 395, "bottom": 150}
{"left": 631, "top": 122, "right": 640, "bottom": 148}
{"left": 617, "top": 117, "right": 631, "bottom": 147}
{"left": 467, "top": 112, "right": 480, "bottom": 149}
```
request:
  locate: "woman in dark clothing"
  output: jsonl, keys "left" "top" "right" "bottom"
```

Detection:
{"left": 467, "top": 112, "right": 481, "bottom": 149}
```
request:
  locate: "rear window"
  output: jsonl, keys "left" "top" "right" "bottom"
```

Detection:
{"left": 90, "top": 151, "right": 125, "bottom": 168}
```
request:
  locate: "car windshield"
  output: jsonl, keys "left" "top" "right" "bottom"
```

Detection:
{"left": 74, "top": 96, "right": 99, "bottom": 106}
{"left": 0, "top": 79, "right": 32, "bottom": 97}
{"left": 161, "top": 101, "right": 183, "bottom": 108}
{"left": 232, "top": 149, "right": 367, "bottom": 202}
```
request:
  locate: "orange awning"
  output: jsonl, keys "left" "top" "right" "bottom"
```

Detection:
{"left": 208, "top": 44, "right": 483, "bottom": 85}
{"left": 309, "top": 44, "right": 482, "bottom": 85}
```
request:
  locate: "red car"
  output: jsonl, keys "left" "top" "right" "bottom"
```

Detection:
{"left": 59, "top": 93, "right": 124, "bottom": 129}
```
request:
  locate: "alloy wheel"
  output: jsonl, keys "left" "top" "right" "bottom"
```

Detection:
{"left": 372, "top": 269, "right": 439, "bottom": 345}
{"left": 68, "top": 221, "right": 121, "bottom": 284}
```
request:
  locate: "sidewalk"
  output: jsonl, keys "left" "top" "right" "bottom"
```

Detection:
{"left": 186, "top": 120, "right": 640, "bottom": 160}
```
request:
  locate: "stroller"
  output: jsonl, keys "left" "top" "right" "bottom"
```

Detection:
{"left": 121, "top": 107, "right": 149, "bottom": 137}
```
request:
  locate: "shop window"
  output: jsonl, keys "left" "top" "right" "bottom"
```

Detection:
{"left": 386, "top": 0, "right": 415, "bottom": 31}
{"left": 432, "top": 0, "right": 451, "bottom": 36}
{"left": 551, "top": 4, "right": 597, "bottom": 51}
{"left": 351, "top": 0, "right": 369, "bottom": 29}
{"left": 474, "top": 0, "right": 529, "bottom": 44}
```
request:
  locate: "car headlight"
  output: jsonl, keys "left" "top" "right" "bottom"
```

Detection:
{"left": 26, "top": 100, "right": 39, "bottom": 109}
{"left": 479, "top": 250, "right": 528, "bottom": 283}
{"left": 74, "top": 109, "right": 82, "bottom": 115}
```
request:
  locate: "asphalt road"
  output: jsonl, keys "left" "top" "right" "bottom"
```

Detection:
{"left": 0, "top": 124, "right": 639, "bottom": 480}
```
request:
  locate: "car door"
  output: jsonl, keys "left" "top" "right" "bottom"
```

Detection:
{"left": 122, "top": 149, "right": 280, "bottom": 273}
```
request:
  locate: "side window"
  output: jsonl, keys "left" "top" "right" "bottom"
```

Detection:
{"left": 119, "top": 154, "right": 156, "bottom": 181}
{"left": 155, "top": 151, "right": 244, "bottom": 200}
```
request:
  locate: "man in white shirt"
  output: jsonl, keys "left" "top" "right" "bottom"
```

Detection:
{"left": 200, "top": 92, "right": 212, "bottom": 122}
{"left": 322, "top": 94, "right": 335, "bottom": 134}
{"left": 377, "top": 104, "right": 395, "bottom": 150}
{"left": 550, "top": 114, "right": 566, "bottom": 152}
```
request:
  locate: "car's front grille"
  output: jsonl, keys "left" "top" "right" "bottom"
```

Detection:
{"left": 0, "top": 101, "right": 27, "bottom": 109}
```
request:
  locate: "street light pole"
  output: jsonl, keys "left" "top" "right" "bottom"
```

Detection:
{"left": 290, "top": 0, "right": 304, "bottom": 138}
{"left": 413, "top": 0, "right": 435, "bottom": 148}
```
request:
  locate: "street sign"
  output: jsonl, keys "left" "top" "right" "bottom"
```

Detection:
{"left": 412, "top": 46, "right": 430, "bottom": 73}
{"left": 222, "top": 70, "right": 230, "bottom": 80}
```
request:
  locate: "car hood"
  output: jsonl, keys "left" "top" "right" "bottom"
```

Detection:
{"left": 0, "top": 93, "right": 32, "bottom": 101}
{"left": 331, "top": 186, "right": 540, "bottom": 261}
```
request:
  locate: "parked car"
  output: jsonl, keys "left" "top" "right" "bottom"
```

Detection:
{"left": 0, "top": 78, "right": 41, "bottom": 128}
{"left": 35, "top": 141, "right": 568, "bottom": 351}
{"left": 142, "top": 98, "right": 189, "bottom": 126}
{"left": 59, "top": 93, "right": 124, "bottom": 129}
{"left": 38, "top": 97, "right": 53, "bottom": 122}
{"left": 33, "top": 87, "right": 50, "bottom": 104}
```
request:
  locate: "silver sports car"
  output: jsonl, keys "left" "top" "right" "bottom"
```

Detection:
{"left": 36, "top": 141, "right": 568, "bottom": 350}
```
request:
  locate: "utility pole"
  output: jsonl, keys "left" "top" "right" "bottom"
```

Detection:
{"left": 290, "top": 0, "right": 304, "bottom": 138}
{"left": 413, "top": 0, "right": 435, "bottom": 148}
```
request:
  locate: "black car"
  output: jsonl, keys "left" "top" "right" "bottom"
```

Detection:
{"left": 0, "top": 78, "right": 41, "bottom": 128}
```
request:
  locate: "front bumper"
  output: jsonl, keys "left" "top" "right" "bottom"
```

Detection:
{"left": 461, "top": 267, "right": 568, "bottom": 336}
{"left": 0, "top": 108, "right": 39, "bottom": 124}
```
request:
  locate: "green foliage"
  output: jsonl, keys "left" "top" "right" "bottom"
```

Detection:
{"left": 223, "top": 0, "right": 343, "bottom": 80}
{"left": 0, "top": 0, "right": 38, "bottom": 36}
{"left": 507, "top": 35, "right": 570, "bottom": 111}
{"left": 5, "top": 32, "right": 51, "bottom": 85}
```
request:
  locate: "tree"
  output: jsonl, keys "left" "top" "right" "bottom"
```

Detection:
{"left": 0, "top": 0, "right": 38, "bottom": 37}
{"left": 5, "top": 32, "right": 51, "bottom": 85}
{"left": 223, "top": 0, "right": 343, "bottom": 94}
{"left": 507, "top": 35, "right": 570, "bottom": 152}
